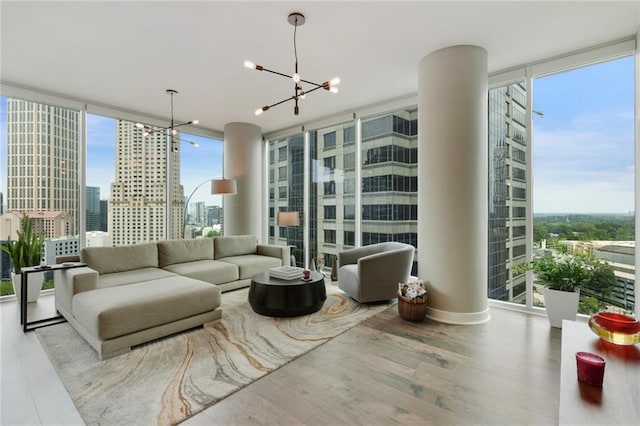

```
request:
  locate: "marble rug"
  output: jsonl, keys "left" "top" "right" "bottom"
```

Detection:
{"left": 36, "top": 284, "right": 393, "bottom": 426}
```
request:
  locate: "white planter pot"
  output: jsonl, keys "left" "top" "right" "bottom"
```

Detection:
{"left": 543, "top": 286, "right": 579, "bottom": 328}
{"left": 11, "top": 272, "right": 44, "bottom": 303}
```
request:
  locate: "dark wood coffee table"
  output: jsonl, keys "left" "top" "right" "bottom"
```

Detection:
{"left": 249, "top": 271, "right": 326, "bottom": 317}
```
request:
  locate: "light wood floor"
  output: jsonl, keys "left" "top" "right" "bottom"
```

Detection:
{"left": 188, "top": 300, "right": 563, "bottom": 425}
{"left": 2, "top": 292, "right": 562, "bottom": 426}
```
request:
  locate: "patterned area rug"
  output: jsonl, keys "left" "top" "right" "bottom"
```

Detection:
{"left": 36, "top": 284, "right": 392, "bottom": 426}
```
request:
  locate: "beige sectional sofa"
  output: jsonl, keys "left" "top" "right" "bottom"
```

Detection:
{"left": 55, "top": 235, "right": 287, "bottom": 360}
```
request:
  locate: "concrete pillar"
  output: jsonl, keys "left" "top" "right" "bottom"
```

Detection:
{"left": 418, "top": 45, "right": 490, "bottom": 324}
{"left": 223, "top": 122, "right": 263, "bottom": 238}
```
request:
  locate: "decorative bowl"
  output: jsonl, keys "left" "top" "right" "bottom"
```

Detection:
{"left": 588, "top": 312, "right": 640, "bottom": 346}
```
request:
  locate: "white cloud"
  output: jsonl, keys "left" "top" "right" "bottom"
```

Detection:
{"left": 532, "top": 111, "right": 634, "bottom": 213}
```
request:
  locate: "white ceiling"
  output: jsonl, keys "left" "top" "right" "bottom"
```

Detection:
{"left": 1, "top": 1, "right": 639, "bottom": 135}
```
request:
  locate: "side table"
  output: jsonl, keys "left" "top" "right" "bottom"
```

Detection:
{"left": 20, "top": 262, "right": 87, "bottom": 332}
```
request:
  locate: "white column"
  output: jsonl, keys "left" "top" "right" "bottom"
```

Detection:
{"left": 223, "top": 122, "right": 263, "bottom": 238}
{"left": 418, "top": 45, "right": 490, "bottom": 324}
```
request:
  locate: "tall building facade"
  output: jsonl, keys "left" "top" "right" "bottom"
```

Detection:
{"left": 109, "top": 120, "right": 184, "bottom": 245}
{"left": 5, "top": 99, "right": 79, "bottom": 235}
{"left": 86, "top": 186, "right": 101, "bottom": 231}
{"left": 268, "top": 109, "right": 418, "bottom": 272}
{"left": 268, "top": 133, "right": 307, "bottom": 267}
{"left": 488, "top": 82, "right": 528, "bottom": 302}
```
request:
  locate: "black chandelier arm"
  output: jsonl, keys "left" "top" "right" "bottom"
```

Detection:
{"left": 258, "top": 67, "right": 293, "bottom": 80}
{"left": 254, "top": 65, "right": 328, "bottom": 89}
{"left": 139, "top": 120, "right": 197, "bottom": 135}
{"left": 299, "top": 78, "right": 325, "bottom": 88}
{"left": 265, "top": 95, "right": 297, "bottom": 110}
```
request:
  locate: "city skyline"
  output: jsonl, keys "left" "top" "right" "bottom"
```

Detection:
{"left": 0, "top": 54, "right": 635, "bottom": 214}
{"left": 0, "top": 102, "right": 225, "bottom": 207}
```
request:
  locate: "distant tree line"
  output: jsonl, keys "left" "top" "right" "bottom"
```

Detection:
{"left": 533, "top": 214, "right": 634, "bottom": 242}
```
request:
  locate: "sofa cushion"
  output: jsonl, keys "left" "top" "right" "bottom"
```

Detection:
{"left": 162, "top": 260, "right": 239, "bottom": 285}
{"left": 157, "top": 239, "right": 214, "bottom": 267}
{"left": 98, "top": 268, "right": 177, "bottom": 289}
{"left": 72, "top": 276, "right": 221, "bottom": 340}
{"left": 219, "top": 255, "right": 282, "bottom": 280}
{"left": 214, "top": 235, "right": 257, "bottom": 259}
{"left": 81, "top": 243, "right": 158, "bottom": 275}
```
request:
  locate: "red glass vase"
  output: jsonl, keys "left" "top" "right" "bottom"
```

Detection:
{"left": 588, "top": 312, "right": 640, "bottom": 346}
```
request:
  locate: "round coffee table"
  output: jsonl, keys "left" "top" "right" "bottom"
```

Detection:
{"left": 249, "top": 271, "right": 326, "bottom": 317}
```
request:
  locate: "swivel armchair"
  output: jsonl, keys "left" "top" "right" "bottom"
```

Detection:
{"left": 337, "top": 242, "right": 415, "bottom": 303}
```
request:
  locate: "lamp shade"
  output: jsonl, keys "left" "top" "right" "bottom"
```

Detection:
{"left": 211, "top": 178, "right": 237, "bottom": 195}
{"left": 277, "top": 211, "right": 300, "bottom": 226}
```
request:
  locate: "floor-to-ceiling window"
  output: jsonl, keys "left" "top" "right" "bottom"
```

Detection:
{"left": 1, "top": 95, "right": 80, "bottom": 295}
{"left": 531, "top": 55, "right": 635, "bottom": 314}
{"left": 361, "top": 109, "right": 418, "bottom": 274}
{"left": 309, "top": 121, "right": 356, "bottom": 272}
{"left": 179, "top": 131, "right": 224, "bottom": 239}
{"left": 86, "top": 113, "right": 114, "bottom": 245}
{"left": 488, "top": 40, "right": 636, "bottom": 314}
{"left": 488, "top": 81, "right": 529, "bottom": 304}
{"left": 1, "top": 89, "right": 224, "bottom": 299}
{"left": 268, "top": 133, "right": 305, "bottom": 267}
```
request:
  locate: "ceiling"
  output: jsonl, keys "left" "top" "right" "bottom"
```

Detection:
{"left": 1, "top": 1, "right": 639, "bottom": 135}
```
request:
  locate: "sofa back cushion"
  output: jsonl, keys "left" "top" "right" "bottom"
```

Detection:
{"left": 81, "top": 243, "right": 158, "bottom": 275}
{"left": 157, "top": 239, "right": 214, "bottom": 267}
{"left": 214, "top": 235, "right": 257, "bottom": 259}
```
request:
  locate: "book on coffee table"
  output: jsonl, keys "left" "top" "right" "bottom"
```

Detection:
{"left": 269, "top": 266, "right": 304, "bottom": 280}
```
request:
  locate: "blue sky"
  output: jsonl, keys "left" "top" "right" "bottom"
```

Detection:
{"left": 532, "top": 55, "right": 634, "bottom": 214}
{"left": 0, "top": 54, "right": 635, "bottom": 214}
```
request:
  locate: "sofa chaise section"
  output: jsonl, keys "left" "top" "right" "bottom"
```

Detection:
{"left": 55, "top": 241, "right": 222, "bottom": 360}
{"left": 70, "top": 276, "right": 221, "bottom": 360}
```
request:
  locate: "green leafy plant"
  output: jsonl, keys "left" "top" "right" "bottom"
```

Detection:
{"left": 1, "top": 215, "right": 45, "bottom": 273}
{"left": 513, "top": 253, "right": 617, "bottom": 294}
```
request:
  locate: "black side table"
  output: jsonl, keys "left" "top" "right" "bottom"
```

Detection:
{"left": 20, "top": 262, "right": 87, "bottom": 332}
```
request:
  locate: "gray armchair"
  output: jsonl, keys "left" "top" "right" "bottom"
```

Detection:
{"left": 337, "top": 242, "right": 415, "bottom": 303}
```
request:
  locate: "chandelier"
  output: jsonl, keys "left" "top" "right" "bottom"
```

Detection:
{"left": 135, "top": 89, "right": 199, "bottom": 152}
{"left": 244, "top": 12, "right": 340, "bottom": 116}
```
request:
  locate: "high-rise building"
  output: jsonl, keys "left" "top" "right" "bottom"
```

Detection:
{"left": 86, "top": 186, "right": 101, "bottom": 231}
{"left": 109, "top": 120, "right": 184, "bottom": 245}
{"left": 268, "top": 110, "right": 418, "bottom": 272}
{"left": 488, "top": 82, "right": 528, "bottom": 303}
{"left": 99, "top": 199, "right": 108, "bottom": 232}
{"left": 5, "top": 99, "right": 79, "bottom": 234}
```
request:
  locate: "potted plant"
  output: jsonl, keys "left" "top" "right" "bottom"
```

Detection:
{"left": 514, "top": 253, "right": 616, "bottom": 328}
{"left": 1, "top": 215, "right": 45, "bottom": 302}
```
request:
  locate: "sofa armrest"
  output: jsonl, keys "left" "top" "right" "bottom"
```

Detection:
{"left": 54, "top": 267, "right": 99, "bottom": 316}
{"left": 257, "top": 244, "right": 289, "bottom": 266}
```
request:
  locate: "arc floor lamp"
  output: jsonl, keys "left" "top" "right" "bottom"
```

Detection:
{"left": 183, "top": 178, "right": 237, "bottom": 238}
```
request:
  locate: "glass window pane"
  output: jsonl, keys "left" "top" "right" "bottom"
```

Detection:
{"left": 268, "top": 133, "right": 304, "bottom": 267}
{"left": 532, "top": 56, "right": 635, "bottom": 314}
{"left": 1, "top": 96, "right": 80, "bottom": 297}
{"left": 488, "top": 81, "right": 528, "bottom": 304}
{"left": 180, "top": 132, "right": 224, "bottom": 239}
{"left": 311, "top": 121, "right": 356, "bottom": 273}
{"left": 361, "top": 109, "right": 418, "bottom": 274}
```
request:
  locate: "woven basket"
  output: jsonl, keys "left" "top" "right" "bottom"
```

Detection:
{"left": 397, "top": 292, "right": 427, "bottom": 322}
